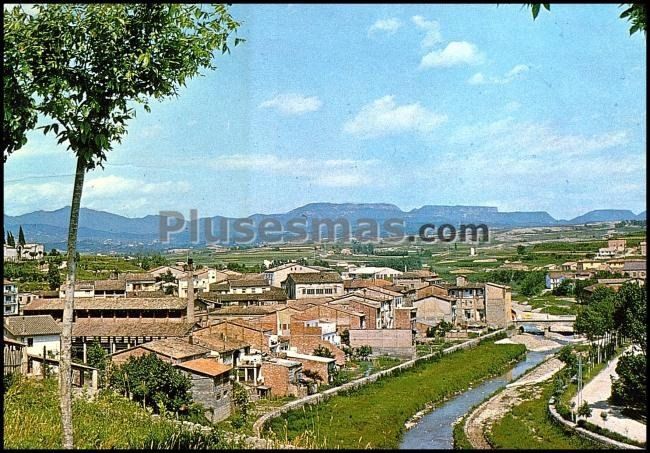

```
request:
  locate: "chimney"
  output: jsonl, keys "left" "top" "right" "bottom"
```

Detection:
{"left": 456, "top": 275, "right": 467, "bottom": 287}
{"left": 186, "top": 258, "right": 195, "bottom": 322}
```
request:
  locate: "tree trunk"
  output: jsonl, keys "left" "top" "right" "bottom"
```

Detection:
{"left": 59, "top": 155, "right": 87, "bottom": 449}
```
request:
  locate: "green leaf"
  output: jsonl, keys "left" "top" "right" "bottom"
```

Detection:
{"left": 532, "top": 4, "right": 541, "bottom": 19}
{"left": 143, "top": 104, "right": 151, "bottom": 113}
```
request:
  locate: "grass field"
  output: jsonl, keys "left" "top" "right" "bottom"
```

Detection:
{"left": 486, "top": 380, "right": 603, "bottom": 449}
{"left": 264, "top": 340, "right": 526, "bottom": 449}
{"left": 3, "top": 377, "right": 236, "bottom": 449}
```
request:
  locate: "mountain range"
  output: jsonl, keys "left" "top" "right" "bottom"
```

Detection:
{"left": 3, "top": 204, "right": 646, "bottom": 251}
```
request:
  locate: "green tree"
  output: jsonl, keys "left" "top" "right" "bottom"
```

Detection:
{"left": 109, "top": 352, "right": 192, "bottom": 414}
{"left": 7, "top": 231, "right": 15, "bottom": 247}
{"left": 340, "top": 329, "right": 350, "bottom": 346}
{"left": 313, "top": 345, "right": 334, "bottom": 358}
{"left": 614, "top": 282, "right": 646, "bottom": 353}
{"left": 519, "top": 271, "right": 545, "bottom": 297}
{"left": 356, "top": 345, "right": 373, "bottom": 360}
{"left": 47, "top": 264, "right": 62, "bottom": 290}
{"left": 577, "top": 401, "right": 592, "bottom": 418}
{"left": 552, "top": 278, "right": 573, "bottom": 297}
{"left": 3, "top": 5, "right": 242, "bottom": 448}
{"left": 516, "top": 245, "right": 526, "bottom": 255}
{"left": 18, "top": 226, "right": 26, "bottom": 247}
{"left": 526, "top": 3, "right": 646, "bottom": 35}
{"left": 611, "top": 352, "right": 646, "bottom": 412}
{"left": 86, "top": 340, "right": 108, "bottom": 385}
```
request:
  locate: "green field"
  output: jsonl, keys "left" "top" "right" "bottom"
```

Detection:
{"left": 264, "top": 340, "right": 526, "bottom": 448}
{"left": 3, "top": 377, "right": 237, "bottom": 449}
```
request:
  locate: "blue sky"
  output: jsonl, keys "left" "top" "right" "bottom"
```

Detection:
{"left": 3, "top": 4, "right": 646, "bottom": 220}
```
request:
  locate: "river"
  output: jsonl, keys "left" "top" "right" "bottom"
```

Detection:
{"left": 399, "top": 349, "right": 555, "bottom": 449}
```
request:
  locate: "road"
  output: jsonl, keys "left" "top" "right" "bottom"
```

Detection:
{"left": 572, "top": 349, "right": 646, "bottom": 444}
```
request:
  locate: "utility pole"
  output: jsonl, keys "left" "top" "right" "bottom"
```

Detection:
{"left": 186, "top": 257, "right": 194, "bottom": 322}
{"left": 577, "top": 355, "right": 583, "bottom": 410}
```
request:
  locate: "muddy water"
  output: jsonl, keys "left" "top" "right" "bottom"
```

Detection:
{"left": 399, "top": 350, "right": 551, "bottom": 449}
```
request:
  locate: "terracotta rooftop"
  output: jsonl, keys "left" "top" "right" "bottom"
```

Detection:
{"left": 192, "top": 331, "right": 251, "bottom": 353}
{"left": 209, "top": 306, "right": 280, "bottom": 316}
{"left": 264, "top": 263, "right": 320, "bottom": 273}
{"left": 121, "top": 272, "right": 156, "bottom": 282}
{"left": 343, "top": 279, "right": 394, "bottom": 289}
{"left": 140, "top": 337, "right": 209, "bottom": 359}
{"left": 287, "top": 272, "right": 342, "bottom": 284}
{"left": 93, "top": 279, "right": 126, "bottom": 291}
{"left": 24, "top": 297, "right": 187, "bottom": 311}
{"left": 4, "top": 315, "right": 62, "bottom": 336}
{"left": 202, "top": 287, "right": 288, "bottom": 302}
{"left": 623, "top": 260, "right": 646, "bottom": 271}
{"left": 228, "top": 278, "right": 269, "bottom": 288}
{"left": 71, "top": 319, "right": 194, "bottom": 337}
{"left": 175, "top": 358, "right": 232, "bottom": 377}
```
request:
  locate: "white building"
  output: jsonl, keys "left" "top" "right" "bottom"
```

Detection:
{"left": 342, "top": 266, "right": 403, "bottom": 280}
{"left": 263, "top": 262, "right": 321, "bottom": 288}
{"left": 4, "top": 279, "right": 19, "bottom": 316}
{"left": 178, "top": 268, "right": 219, "bottom": 297}
{"left": 3, "top": 315, "right": 62, "bottom": 358}
{"left": 17, "top": 243, "right": 45, "bottom": 261}
{"left": 3, "top": 244, "right": 18, "bottom": 262}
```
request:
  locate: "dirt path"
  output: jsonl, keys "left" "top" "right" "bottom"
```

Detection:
{"left": 463, "top": 357, "right": 565, "bottom": 449}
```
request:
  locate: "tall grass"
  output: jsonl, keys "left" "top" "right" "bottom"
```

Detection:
{"left": 264, "top": 341, "right": 526, "bottom": 449}
{"left": 3, "top": 377, "right": 237, "bottom": 449}
{"left": 487, "top": 380, "right": 603, "bottom": 449}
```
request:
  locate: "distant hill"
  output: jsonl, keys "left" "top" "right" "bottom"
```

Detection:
{"left": 3, "top": 203, "right": 646, "bottom": 251}
{"left": 568, "top": 209, "right": 639, "bottom": 224}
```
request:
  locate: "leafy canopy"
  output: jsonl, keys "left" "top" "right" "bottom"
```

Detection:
{"left": 3, "top": 4, "right": 243, "bottom": 167}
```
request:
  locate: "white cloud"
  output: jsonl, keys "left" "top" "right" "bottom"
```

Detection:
{"left": 411, "top": 15, "right": 442, "bottom": 47}
{"left": 468, "top": 64, "right": 529, "bottom": 85}
{"left": 449, "top": 117, "right": 631, "bottom": 158}
{"left": 504, "top": 101, "right": 521, "bottom": 113}
{"left": 368, "top": 18, "right": 402, "bottom": 36}
{"left": 259, "top": 93, "right": 322, "bottom": 115}
{"left": 343, "top": 95, "right": 447, "bottom": 138}
{"left": 420, "top": 41, "right": 485, "bottom": 68}
{"left": 4, "top": 175, "right": 191, "bottom": 216}
{"left": 212, "top": 154, "right": 380, "bottom": 188}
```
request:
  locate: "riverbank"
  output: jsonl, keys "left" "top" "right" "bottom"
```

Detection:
{"left": 263, "top": 340, "right": 526, "bottom": 449}
{"left": 463, "top": 356, "right": 565, "bottom": 448}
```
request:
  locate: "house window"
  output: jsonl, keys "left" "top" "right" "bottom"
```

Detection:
{"left": 27, "top": 338, "right": 34, "bottom": 347}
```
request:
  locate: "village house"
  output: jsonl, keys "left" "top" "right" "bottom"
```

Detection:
{"left": 122, "top": 272, "right": 157, "bottom": 292}
{"left": 446, "top": 276, "right": 513, "bottom": 328}
{"left": 328, "top": 293, "right": 384, "bottom": 329}
{"left": 175, "top": 358, "right": 233, "bottom": 422}
{"left": 109, "top": 337, "right": 211, "bottom": 366}
{"left": 191, "top": 326, "right": 252, "bottom": 366}
{"left": 17, "top": 291, "right": 38, "bottom": 313}
{"left": 4, "top": 243, "right": 45, "bottom": 261}
{"left": 289, "top": 314, "right": 340, "bottom": 346}
{"left": 263, "top": 262, "right": 321, "bottom": 288}
{"left": 583, "top": 277, "right": 645, "bottom": 296}
{"left": 561, "top": 261, "right": 578, "bottom": 271}
{"left": 259, "top": 357, "right": 307, "bottom": 398}
{"left": 576, "top": 259, "right": 609, "bottom": 272}
{"left": 4, "top": 315, "right": 62, "bottom": 358}
{"left": 606, "top": 259, "right": 626, "bottom": 274}
{"left": 200, "top": 286, "right": 288, "bottom": 309}
{"left": 412, "top": 293, "right": 455, "bottom": 324}
{"left": 623, "top": 259, "right": 646, "bottom": 279}
{"left": 4, "top": 279, "right": 19, "bottom": 316}
{"left": 209, "top": 278, "right": 271, "bottom": 295}
{"left": 197, "top": 319, "right": 278, "bottom": 355}
{"left": 640, "top": 241, "right": 646, "bottom": 256}
{"left": 608, "top": 239, "right": 626, "bottom": 253}
{"left": 342, "top": 266, "right": 402, "bottom": 280}
{"left": 300, "top": 304, "right": 366, "bottom": 333}
{"left": 149, "top": 265, "right": 187, "bottom": 280}
{"left": 177, "top": 268, "right": 219, "bottom": 298}
{"left": 3, "top": 244, "right": 18, "bottom": 262}
{"left": 284, "top": 350, "right": 337, "bottom": 384}
{"left": 393, "top": 270, "right": 443, "bottom": 289}
{"left": 284, "top": 272, "right": 344, "bottom": 299}
{"left": 394, "top": 306, "right": 417, "bottom": 331}
{"left": 545, "top": 271, "right": 595, "bottom": 290}
{"left": 343, "top": 278, "right": 396, "bottom": 293}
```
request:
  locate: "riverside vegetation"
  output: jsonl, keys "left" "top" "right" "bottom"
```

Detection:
{"left": 3, "top": 377, "right": 239, "bottom": 449}
{"left": 264, "top": 339, "right": 526, "bottom": 448}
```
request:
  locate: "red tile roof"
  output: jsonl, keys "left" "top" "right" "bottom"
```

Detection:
{"left": 175, "top": 358, "right": 232, "bottom": 377}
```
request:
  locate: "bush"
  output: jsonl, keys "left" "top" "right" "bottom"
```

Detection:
{"left": 108, "top": 352, "right": 192, "bottom": 414}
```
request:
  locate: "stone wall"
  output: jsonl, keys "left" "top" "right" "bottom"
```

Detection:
{"left": 349, "top": 328, "right": 414, "bottom": 358}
